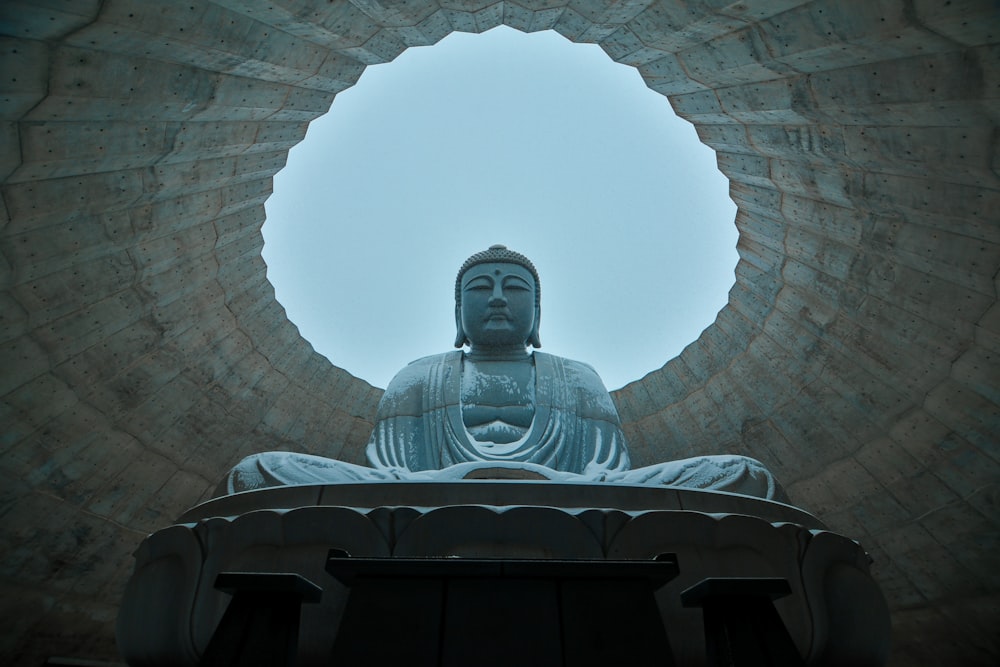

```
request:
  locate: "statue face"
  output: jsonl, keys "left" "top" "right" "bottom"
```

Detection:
{"left": 460, "top": 262, "right": 537, "bottom": 348}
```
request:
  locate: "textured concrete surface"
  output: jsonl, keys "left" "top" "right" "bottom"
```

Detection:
{"left": 0, "top": 1, "right": 996, "bottom": 664}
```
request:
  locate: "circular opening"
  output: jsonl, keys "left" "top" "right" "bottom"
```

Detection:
{"left": 263, "top": 26, "right": 736, "bottom": 390}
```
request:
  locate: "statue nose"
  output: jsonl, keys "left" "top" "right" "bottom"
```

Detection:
{"left": 489, "top": 283, "right": 507, "bottom": 305}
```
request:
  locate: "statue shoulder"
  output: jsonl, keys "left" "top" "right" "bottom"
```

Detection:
{"left": 377, "top": 351, "right": 460, "bottom": 417}
{"left": 534, "top": 352, "right": 620, "bottom": 420}
{"left": 535, "top": 352, "right": 603, "bottom": 385}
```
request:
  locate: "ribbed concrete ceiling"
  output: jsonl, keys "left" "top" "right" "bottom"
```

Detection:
{"left": 1, "top": 1, "right": 997, "bottom": 664}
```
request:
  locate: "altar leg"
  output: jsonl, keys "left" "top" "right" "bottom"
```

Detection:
{"left": 199, "top": 572, "right": 322, "bottom": 667}
{"left": 680, "top": 578, "right": 804, "bottom": 667}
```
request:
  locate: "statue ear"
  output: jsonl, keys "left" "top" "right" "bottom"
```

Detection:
{"left": 454, "top": 304, "right": 467, "bottom": 348}
{"left": 529, "top": 306, "right": 541, "bottom": 348}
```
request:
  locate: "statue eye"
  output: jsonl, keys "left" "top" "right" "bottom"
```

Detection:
{"left": 503, "top": 278, "right": 531, "bottom": 291}
{"left": 464, "top": 277, "right": 492, "bottom": 291}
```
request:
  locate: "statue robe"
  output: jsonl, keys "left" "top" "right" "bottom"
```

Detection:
{"left": 366, "top": 351, "right": 629, "bottom": 476}
{"left": 219, "top": 352, "right": 787, "bottom": 503}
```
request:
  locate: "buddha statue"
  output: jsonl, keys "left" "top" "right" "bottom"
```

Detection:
{"left": 220, "top": 245, "right": 787, "bottom": 502}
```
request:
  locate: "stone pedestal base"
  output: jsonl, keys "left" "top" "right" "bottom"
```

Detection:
{"left": 117, "top": 482, "right": 890, "bottom": 666}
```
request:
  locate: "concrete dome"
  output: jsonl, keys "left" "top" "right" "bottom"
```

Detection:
{"left": 1, "top": 1, "right": 996, "bottom": 664}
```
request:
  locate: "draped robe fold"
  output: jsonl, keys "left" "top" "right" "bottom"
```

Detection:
{"left": 366, "top": 351, "right": 629, "bottom": 476}
{"left": 219, "top": 351, "right": 788, "bottom": 503}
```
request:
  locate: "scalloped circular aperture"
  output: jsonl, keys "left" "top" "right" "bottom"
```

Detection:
{"left": 263, "top": 27, "right": 736, "bottom": 389}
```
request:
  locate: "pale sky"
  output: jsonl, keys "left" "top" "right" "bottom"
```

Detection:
{"left": 262, "top": 26, "right": 737, "bottom": 391}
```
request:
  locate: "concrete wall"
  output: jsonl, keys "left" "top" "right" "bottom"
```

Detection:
{"left": 1, "top": 0, "right": 996, "bottom": 664}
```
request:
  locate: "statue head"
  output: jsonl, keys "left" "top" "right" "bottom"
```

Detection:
{"left": 454, "top": 244, "right": 541, "bottom": 349}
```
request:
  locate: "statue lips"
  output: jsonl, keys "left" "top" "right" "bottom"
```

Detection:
{"left": 484, "top": 308, "right": 512, "bottom": 325}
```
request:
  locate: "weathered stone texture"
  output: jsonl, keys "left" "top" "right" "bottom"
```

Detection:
{"left": 0, "top": 1, "right": 997, "bottom": 665}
